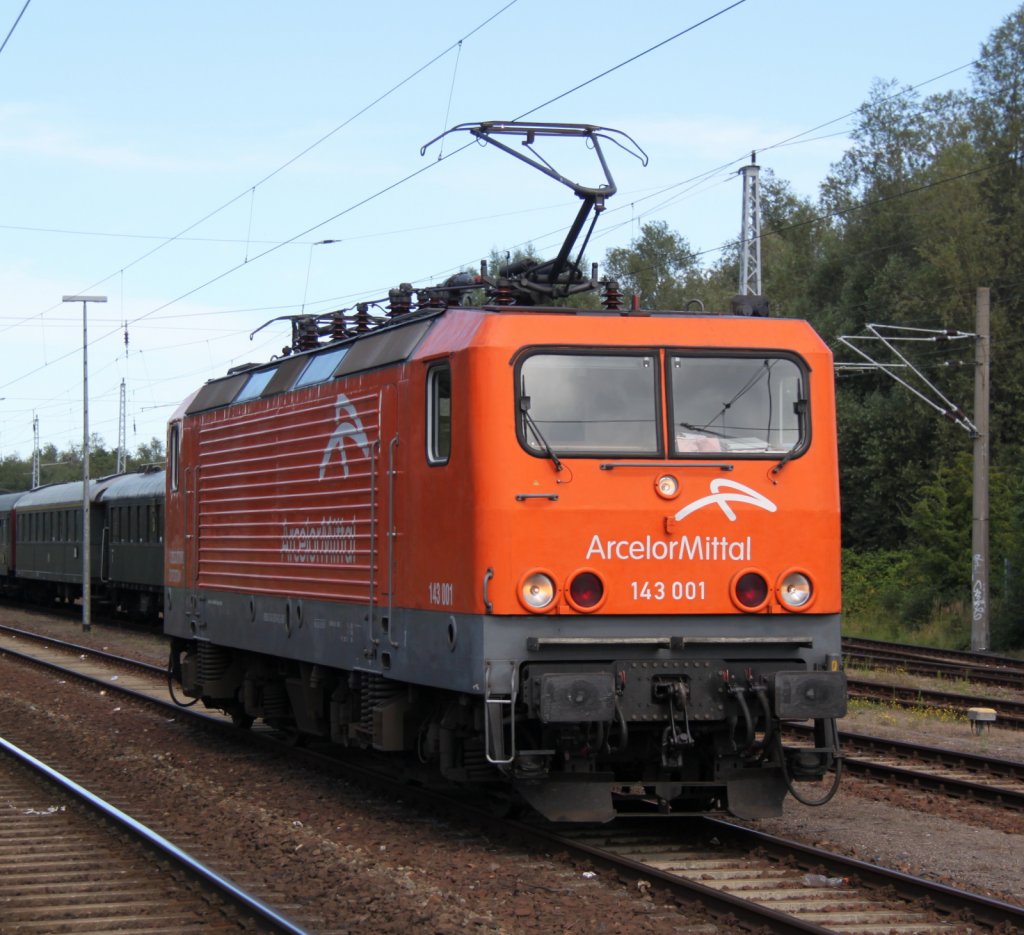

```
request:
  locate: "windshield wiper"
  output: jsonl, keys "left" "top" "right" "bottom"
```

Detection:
{"left": 520, "top": 397, "right": 564, "bottom": 473}
{"left": 677, "top": 421, "right": 731, "bottom": 439}
{"left": 771, "top": 399, "right": 808, "bottom": 476}
{"left": 771, "top": 447, "right": 798, "bottom": 476}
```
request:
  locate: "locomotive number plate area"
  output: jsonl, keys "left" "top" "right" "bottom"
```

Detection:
{"left": 629, "top": 580, "right": 706, "bottom": 602}
{"left": 427, "top": 581, "right": 454, "bottom": 607}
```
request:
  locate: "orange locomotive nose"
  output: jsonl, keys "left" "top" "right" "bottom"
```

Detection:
{"left": 462, "top": 312, "right": 840, "bottom": 623}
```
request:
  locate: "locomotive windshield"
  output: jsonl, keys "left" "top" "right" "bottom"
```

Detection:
{"left": 517, "top": 350, "right": 807, "bottom": 459}
{"left": 669, "top": 354, "right": 805, "bottom": 455}
{"left": 519, "top": 353, "right": 659, "bottom": 455}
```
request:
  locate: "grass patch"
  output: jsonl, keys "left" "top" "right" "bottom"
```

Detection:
{"left": 847, "top": 696, "right": 967, "bottom": 726}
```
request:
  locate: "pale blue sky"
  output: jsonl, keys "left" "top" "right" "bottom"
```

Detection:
{"left": 0, "top": 0, "right": 1019, "bottom": 457}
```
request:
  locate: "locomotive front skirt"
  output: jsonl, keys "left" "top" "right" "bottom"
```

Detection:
{"left": 164, "top": 303, "right": 846, "bottom": 822}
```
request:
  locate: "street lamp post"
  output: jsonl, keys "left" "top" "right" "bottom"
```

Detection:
{"left": 63, "top": 294, "right": 107, "bottom": 632}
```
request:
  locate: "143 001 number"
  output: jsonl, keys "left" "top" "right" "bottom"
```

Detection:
{"left": 630, "top": 580, "right": 706, "bottom": 601}
{"left": 428, "top": 581, "right": 454, "bottom": 606}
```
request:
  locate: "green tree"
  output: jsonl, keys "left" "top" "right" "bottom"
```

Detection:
{"left": 132, "top": 437, "right": 166, "bottom": 466}
{"left": 603, "top": 220, "right": 703, "bottom": 310}
{"left": 0, "top": 436, "right": 167, "bottom": 492}
{"left": 898, "top": 452, "right": 1024, "bottom": 647}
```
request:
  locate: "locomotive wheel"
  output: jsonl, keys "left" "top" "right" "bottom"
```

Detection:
{"left": 230, "top": 710, "right": 254, "bottom": 730}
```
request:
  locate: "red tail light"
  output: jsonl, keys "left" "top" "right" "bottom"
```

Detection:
{"left": 568, "top": 571, "right": 604, "bottom": 611}
{"left": 734, "top": 571, "right": 769, "bottom": 610}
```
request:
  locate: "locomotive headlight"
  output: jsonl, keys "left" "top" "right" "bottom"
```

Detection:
{"left": 519, "top": 570, "right": 557, "bottom": 612}
{"left": 654, "top": 474, "right": 680, "bottom": 499}
{"left": 778, "top": 570, "right": 814, "bottom": 611}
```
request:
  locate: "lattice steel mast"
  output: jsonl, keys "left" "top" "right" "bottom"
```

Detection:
{"left": 31, "top": 414, "right": 39, "bottom": 489}
{"left": 116, "top": 378, "right": 127, "bottom": 473}
{"left": 732, "top": 153, "right": 768, "bottom": 316}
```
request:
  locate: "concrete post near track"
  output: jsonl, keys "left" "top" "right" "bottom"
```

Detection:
{"left": 63, "top": 294, "right": 107, "bottom": 633}
{"left": 838, "top": 295, "right": 991, "bottom": 652}
{"left": 971, "top": 287, "right": 990, "bottom": 652}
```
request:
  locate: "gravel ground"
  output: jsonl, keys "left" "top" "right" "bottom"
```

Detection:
{"left": 2, "top": 604, "right": 1023, "bottom": 932}
{"left": 0, "top": 655, "right": 717, "bottom": 934}
{"left": 744, "top": 692, "right": 1024, "bottom": 903}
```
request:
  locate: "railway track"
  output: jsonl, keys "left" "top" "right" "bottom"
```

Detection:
{"left": 788, "top": 722, "right": 1024, "bottom": 810}
{"left": 842, "top": 636, "right": 1024, "bottom": 690}
{"left": 846, "top": 676, "right": 1024, "bottom": 729}
{"left": 4, "top": 619, "right": 1024, "bottom": 933}
{"left": 543, "top": 816, "right": 1024, "bottom": 934}
{"left": 5, "top": 623, "right": 1023, "bottom": 811}
{"left": 844, "top": 636, "right": 1024, "bottom": 671}
{"left": 0, "top": 621, "right": 206, "bottom": 714}
{"left": 0, "top": 733, "right": 306, "bottom": 935}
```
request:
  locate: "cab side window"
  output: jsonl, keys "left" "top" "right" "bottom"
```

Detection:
{"left": 426, "top": 364, "right": 451, "bottom": 465}
{"left": 168, "top": 424, "right": 180, "bottom": 492}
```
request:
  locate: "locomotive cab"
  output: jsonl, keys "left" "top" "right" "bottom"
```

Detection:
{"left": 429, "top": 311, "right": 845, "bottom": 820}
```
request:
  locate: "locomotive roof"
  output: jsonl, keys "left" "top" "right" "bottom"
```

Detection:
{"left": 184, "top": 309, "right": 439, "bottom": 416}
{"left": 177, "top": 303, "right": 828, "bottom": 420}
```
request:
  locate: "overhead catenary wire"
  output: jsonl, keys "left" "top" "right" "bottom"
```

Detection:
{"left": 513, "top": 0, "right": 749, "bottom": 120}
{"left": 435, "top": 58, "right": 991, "bottom": 286}
{"left": 0, "top": 0, "right": 31, "bottom": 59}
{"left": 837, "top": 324, "right": 978, "bottom": 435}
{"left": 0, "top": 0, "right": 524, "bottom": 341}
{"left": 0, "top": 7, "right": 998, "bottom": 455}
{"left": 0, "top": 55, "right": 981, "bottom": 285}
{"left": 1, "top": 0, "right": 752, "bottom": 407}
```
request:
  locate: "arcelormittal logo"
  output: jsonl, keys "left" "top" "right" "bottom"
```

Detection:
{"left": 319, "top": 394, "right": 371, "bottom": 479}
{"left": 673, "top": 479, "right": 777, "bottom": 523}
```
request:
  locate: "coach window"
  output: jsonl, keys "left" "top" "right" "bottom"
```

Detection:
{"left": 426, "top": 364, "right": 451, "bottom": 465}
{"left": 668, "top": 354, "right": 806, "bottom": 456}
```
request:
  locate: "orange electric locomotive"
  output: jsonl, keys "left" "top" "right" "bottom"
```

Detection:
{"left": 165, "top": 124, "right": 845, "bottom": 821}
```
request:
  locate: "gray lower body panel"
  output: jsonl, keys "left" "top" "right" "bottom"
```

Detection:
{"left": 165, "top": 585, "right": 840, "bottom": 695}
